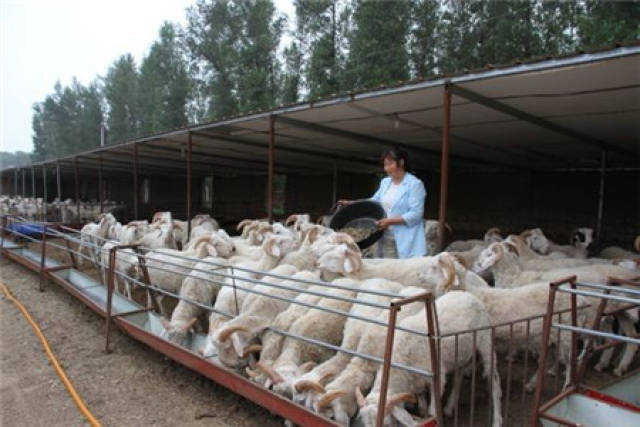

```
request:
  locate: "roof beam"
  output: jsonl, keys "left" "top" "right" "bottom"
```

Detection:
{"left": 449, "top": 84, "right": 640, "bottom": 160}
{"left": 275, "top": 115, "right": 530, "bottom": 171}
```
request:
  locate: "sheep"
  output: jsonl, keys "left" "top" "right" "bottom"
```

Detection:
{"left": 251, "top": 278, "right": 362, "bottom": 393}
{"left": 142, "top": 234, "right": 235, "bottom": 315}
{"left": 160, "top": 256, "right": 233, "bottom": 347}
{"left": 314, "top": 242, "right": 465, "bottom": 294}
{"left": 473, "top": 242, "right": 638, "bottom": 288}
{"left": 353, "top": 291, "right": 502, "bottom": 427}
{"left": 293, "top": 284, "right": 426, "bottom": 424}
{"left": 443, "top": 227, "right": 502, "bottom": 253}
{"left": 77, "top": 213, "right": 117, "bottom": 267}
{"left": 600, "top": 235, "right": 640, "bottom": 260}
{"left": 229, "top": 234, "right": 300, "bottom": 278}
{"left": 210, "top": 267, "right": 318, "bottom": 368}
{"left": 100, "top": 240, "right": 141, "bottom": 298}
{"left": 135, "top": 222, "right": 178, "bottom": 250}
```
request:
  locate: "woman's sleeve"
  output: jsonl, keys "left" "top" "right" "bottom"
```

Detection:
{"left": 401, "top": 180, "right": 426, "bottom": 227}
{"left": 370, "top": 180, "right": 384, "bottom": 202}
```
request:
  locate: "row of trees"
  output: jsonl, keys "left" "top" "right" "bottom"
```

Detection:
{"left": 30, "top": 0, "right": 639, "bottom": 162}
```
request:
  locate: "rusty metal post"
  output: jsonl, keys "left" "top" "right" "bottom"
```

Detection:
{"left": 595, "top": 150, "right": 606, "bottom": 241}
{"left": 186, "top": 133, "right": 192, "bottom": 238}
{"left": 22, "top": 168, "right": 26, "bottom": 197}
{"left": 376, "top": 302, "right": 400, "bottom": 427}
{"left": 569, "top": 278, "right": 578, "bottom": 387}
{"left": 135, "top": 248, "right": 162, "bottom": 314}
{"left": 74, "top": 157, "right": 80, "bottom": 222}
{"left": 42, "top": 166, "right": 48, "bottom": 221}
{"left": 437, "top": 84, "right": 451, "bottom": 252}
{"left": 529, "top": 280, "right": 561, "bottom": 427}
{"left": 268, "top": 115, "right": 275, "bottom": 221}
{"left": 105, "top": 246, "right": 117, "bottom": 353}
{"left": 31, "top": 167, "right": 36, "bottom": 197}
{"left": 133, "top": 144, "right": 139, "bottom": 220}
{"left": 39, "top": 224, "right": 48, "bottom": 292}
{"left": 332, "top": 162, "right": 338, "bottom": 206}
{"left": 99, "top": 153, "right": 104, "bottom": 214}
{"left": 425, "top": 295, "right": 444, "bottom": 426}
{"left": 13, "top": 169, "right": 18, "bottom": 197}
{"left": 64, "top": 234, "right": 78, "bottom": 269}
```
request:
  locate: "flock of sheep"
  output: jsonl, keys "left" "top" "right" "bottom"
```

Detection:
{"left": 45, "top": 211, "right": 640, "bottom": 426}
{"left": 0, "top": 195, "right": 125, "bottom": 223}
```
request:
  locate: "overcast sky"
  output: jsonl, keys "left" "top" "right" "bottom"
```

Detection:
{"left": 1, "top": 0, "right": 294, "bottom": 154}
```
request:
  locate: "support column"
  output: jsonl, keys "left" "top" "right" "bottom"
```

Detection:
{"left": 22, "top": 169, "right": 26, "bottom": 197}
{"left": 56, "top": 163, "right": 62, "bottom": 200}
{"left": 74, "top": 157, "right": 80, "bottom": 221}
{"left": 31, "top": 168, "right": 36, "bottom": 197}
{"left": 43, "top": 166, "right": 48, "bottom": 221}
{"left": 267, "top": 115, "right": 275, "bottom": 221}
{"left": 595, "top": 151, "right": 606, "bottom": 241}
{"left": 186, "top": 133, "right": 192, "bottom": 238}
{"left": 99, "top": 153, "right": 104, "bottom": 213}
{"left": 14, "top": 169, "right": 18, "bottom": 196}
{"left": 437, "top": 84, "right": 452, "bottom": 252}
{"left": 133, "top": 145, "right": 139, "bottom": 220}
{"left": 332, "top": 162, "right": 338, "bottom": 206}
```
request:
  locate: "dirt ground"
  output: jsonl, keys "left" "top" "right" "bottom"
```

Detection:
{"left": 0, "top": 255, "right": 283, "bottom": 427}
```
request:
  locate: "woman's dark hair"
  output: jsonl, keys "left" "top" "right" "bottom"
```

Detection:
{"left": 381, "top": 147, "right": 410, "bottom": 171}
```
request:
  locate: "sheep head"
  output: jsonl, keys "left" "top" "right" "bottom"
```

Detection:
{"left": 263, "top": 234, "right": 299, "bottom": 258}
{"left": 316, "top": 244, "right": 363, "bottom": 275}
{"left": 522, "top": 228, "right": 550, "bottom": 254}
{"left": 484, "top": 227, "right": 503, "bottom": 243}
{"left": 473, "top": 242, "right": 504, "bottom": 272}
{"left": 214, "top": 324, "right": 266, "bottom": 368}
{"left": 571, "top": 227, "right": 594, "bottom": 250}
{"left": 160, "top": 317, "right": 197, "bottom": 347}
{"left": 314, "top": 389, "right": 352, "bottom": 426}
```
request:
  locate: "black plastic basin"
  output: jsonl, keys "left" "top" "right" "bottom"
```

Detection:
{"left": 329, "top": 200, "right": 386, "bottom": 250}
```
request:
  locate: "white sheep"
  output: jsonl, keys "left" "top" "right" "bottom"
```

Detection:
{"left": 77, "top": 213, "right": 117, "bottom": 267}
{"left": 600, "top": 236, "right": 640, "bottom": 260}
{"left": 353, "top": 291, "right": 502, "bottom": 427}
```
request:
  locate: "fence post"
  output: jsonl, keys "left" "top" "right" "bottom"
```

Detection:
{"left": 39, "top": 224, "right": 48, "bottom": 292}
{"left": 425, "top": 295, "right": 444, "bottom": 426}
{"left": 105, "top": 246, "right": 117, "bottom": 353}
{"left": 376, "top": 302, "right": 400, "bottom": 427}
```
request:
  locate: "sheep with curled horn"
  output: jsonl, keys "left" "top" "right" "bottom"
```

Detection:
{"left": 354, "top": 291, "right": 502, "bottom": 427}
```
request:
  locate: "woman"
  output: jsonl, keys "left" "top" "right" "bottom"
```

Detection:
{"left": 340, "top": 148, "right": 427, "bottom": 258}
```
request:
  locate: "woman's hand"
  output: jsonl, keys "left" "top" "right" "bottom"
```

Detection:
{"left": 337, "top": 199, "right": 353, "bottom": 207}
{"left": 377, "top": 218, "right": 394, "bottom": 230}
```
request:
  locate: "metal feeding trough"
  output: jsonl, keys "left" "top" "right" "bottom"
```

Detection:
{"left": 4, "top": 247, "right": 61, "bottom": 269}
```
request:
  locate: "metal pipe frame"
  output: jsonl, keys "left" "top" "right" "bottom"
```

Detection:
{"left": 13, "top": 169, "right": 18, "bottom": 196}
{"left": 133, "top": 144, "right": 139, "bottom": 220}
{"left": 595, "top": 150, "right": 606, "bottom": 241}
{"left": 99, "top": 153, "right": 104, "bottom": 214}
{"left": 22, "top": 168, "right": 25, "bottom": 197}
{"left": 74, "top": 157, "right": 80, "bottom": 221}
{"left": 31, "top": 167, "right": 35, "bottom": 197}
{"left": 42, "top": 166, "right": 48, "bottom": 220}
{"left": 186, "top": 133, "right": 192, "bottom": 238}
{"left": 438, "top": 84, "right": 451, "bottom": 251}
{"left": 56, "top": 163, "right": 61, "bottom": 201}
{"left": 268, "top": 115, "right": 275, "bottom": 221}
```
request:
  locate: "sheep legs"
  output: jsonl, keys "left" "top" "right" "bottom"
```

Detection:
{"left": 444, "top": 369, "right": 464, "bottom": 416}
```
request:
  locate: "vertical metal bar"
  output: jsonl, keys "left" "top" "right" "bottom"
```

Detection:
{"left": 569, "top": 279, "right": 578, "bottom": 387}
{"left": 522, "top": 319, "right": 531, "bottom": 410}
{"left": 105, "top": 246, "right": 117, "bottom": 353}
{"left": 56, "top": 163, "right": 61, "bottom": 200}
{"left": 425, "top": 296, "right": 444, "bottom": 426}
{"left": 554, "top": 313, "right": 561, "bottom": 393}
{"left": 267, "top": 115, "right": 275, "bottom": 221}
{"left": 99, "top": 153, "right": 104, "bottom": 214}
{"left": 488, "top": 327, "right": 495, "bottom": 426}
{"left": 437, "top": 84, "right": 451, "bottom": 252}
{"left": 64, "top": 235, "right": 78, "bottom": 269}
{"left": 31, "top": 168, "right": 36, "bottom": 197}
{"left": 595, "top": 150, "right": 606, "bottom": 241}
{"left": 187, "top": 133, "right": 192, "bottom": 239}
{"left": 469, "top": 330, "right": 477, "bottom": 425}
{"left": 74, "top": 157, "right": 80, "bottom": 222}
{"left": 22, "top": 168, "right": 26, "bottom": 197}
{"left": 133, "top": 144, "right": 138, "bottom": 220}
{"left": 575, "top": 288, "right": 610, "bottom": 383}
{"left": 453, "top": 333, "right": 459, "bottom": 427}
{"left": 376, "top": 302, "right": 400, "bottom": 427}
{"left": 332, "top": 162, "right": 337, "bottom": 206}
{"left": 505, "top": 324, "right": 514, "bottom": 421}
{"left": 39, "top": 225, "right": 48, "bottom": 292}
{"left": 529, "top": 283, "right": 558, "bottom": 427}
{"left": 42, "top": 166, "right": 48, "bottom": 221}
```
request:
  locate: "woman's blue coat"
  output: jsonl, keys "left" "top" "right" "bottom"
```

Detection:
{"left": 371, "top": 172, "right": 427, "bottom": 258}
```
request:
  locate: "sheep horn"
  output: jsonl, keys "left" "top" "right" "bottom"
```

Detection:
{"left": 299, "top": 361, "right": 317, "bottom": 373}
{"left": 255, "top": 362, "right": 284, "bottom": 385}
{"left": 438, "top": 254, "right": 457, "bottom": 291}
{"left": 237, "top": 219, "right": 253, "bottom": 231}
{"left": 241, "top": 344, "right": 263, "bottom": 358}
{"left": 520, "top": 230, "right": 532, "bottom": 238}
{"left": 384, "top": 392, "right": 417, "bottom": 416}
{"left": 245, "top": 366, "right": 259, "bottom": 378}
{"left": 355, "top": 386, "right": 367, "bottom": 409}
{"left": 217, "top": 325, "right": 249, "bottom": 342}
{"left": 486, "top": 227, "right": 501, "bottom": 236}
{"left": 294, "top": 380, "right": 325, "bottom": 394}
{"left": 318, "top": 371, "right": 336, "bottom": 384}
{"left": 316, "top": 390, "right": 348, "bottom": 410}
{"left": 285, "top": 214, "right": 298, "bottom": 226}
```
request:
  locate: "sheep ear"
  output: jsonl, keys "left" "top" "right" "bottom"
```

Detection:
{"left": 206, "top": 243, "right": 218, "bottom": 257}
{"left": 344, "top": 256, "right": 356, "bottom": 274}
{"left": 265, "top": 239, "right": 280, "bottom": 257}
{"left": 231, "top": 333, "right": 248, "bottom": 358}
